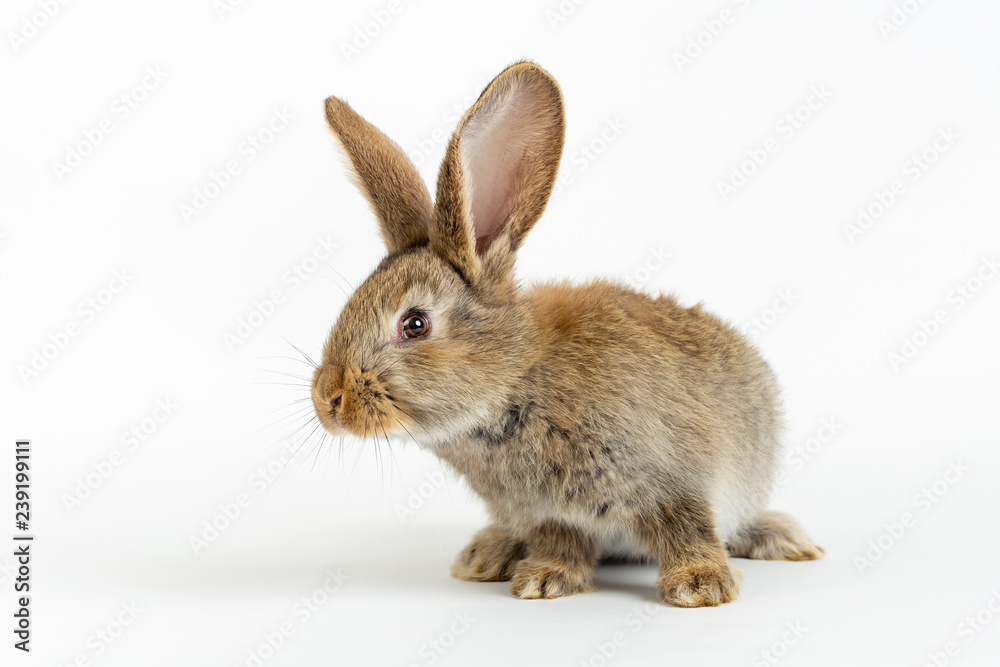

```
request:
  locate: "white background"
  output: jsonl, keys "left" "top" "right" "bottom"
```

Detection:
{"left": 2, "top": 0, "right": 1000, "bottom": 665}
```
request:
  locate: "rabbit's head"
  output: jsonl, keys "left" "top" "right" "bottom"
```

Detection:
{"left": 312, "top": 62, "right": 565, "bottom": 443}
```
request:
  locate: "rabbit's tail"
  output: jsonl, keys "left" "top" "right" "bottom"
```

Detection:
{"left": 726, "top": 511, "right": 824, "bottom": 561}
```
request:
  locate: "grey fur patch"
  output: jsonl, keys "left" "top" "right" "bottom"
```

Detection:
{"left": 471, "top": 401, "right": 535, "bottom": 447}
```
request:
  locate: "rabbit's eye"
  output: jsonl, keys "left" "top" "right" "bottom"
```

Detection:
{"left": 401, "top": 312, "right": 430, "bottom": 339}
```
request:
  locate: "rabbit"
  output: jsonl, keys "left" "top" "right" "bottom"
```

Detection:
{"left": 312, "top": 61, "right": 823, "bottom": 607}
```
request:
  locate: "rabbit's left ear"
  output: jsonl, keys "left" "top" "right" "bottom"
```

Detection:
{"left": 431, "top": 62, "right": 565, "bottom": 286}
{"left": 324, "top": 97, "right": 433, "bottom": 254}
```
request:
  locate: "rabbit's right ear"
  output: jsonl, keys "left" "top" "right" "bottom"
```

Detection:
{"left": 430, "top": 62, "right": 565, "bottom": 288}
{"left": 324, "top": 97, "right": 432, "bottom": 253}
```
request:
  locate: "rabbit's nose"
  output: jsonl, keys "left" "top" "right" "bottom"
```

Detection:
{"left": 330, "top": 393, "right": 343, "bottom": 412}
{"left": 313, "top": 365, "right": 344, "bottom": 401}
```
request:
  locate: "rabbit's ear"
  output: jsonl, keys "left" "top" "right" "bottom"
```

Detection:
{"left": 325, "top": 97, "right": 432, "bottom": 253}
{"left": 431, "top": 62, "right": 565, "bottom": 284}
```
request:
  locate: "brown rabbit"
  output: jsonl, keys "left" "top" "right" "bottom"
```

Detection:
{"left": 312, "top": 61, "right": 822, "bottom": 607}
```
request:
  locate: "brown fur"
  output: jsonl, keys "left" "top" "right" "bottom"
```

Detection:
{"left": 633, "top": 496, "right": 741, "bottom": 607}
{"left": 510, "top": 522, "right": 597, "bottom": 599}
{"left": 726, "top": 510, "right": 826, "bottom": 561}
{"left": 451, "top": 525, "right": 526, "bottom": 582}
{"left": 313, "top": 62, "right": 822, "bottom": 607}
{"left": 324, "top": 97, "right": 432, "bottom": 253}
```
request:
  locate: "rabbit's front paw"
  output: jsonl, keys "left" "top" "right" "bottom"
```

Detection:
{"left": 659, "top": 561, "right": 742, "bottom": 607}
{"left": 511, "top": 558, "right": 596, "bottom": 599}
{"left": 451, "top": 526, "right": 525, "bottom": 582}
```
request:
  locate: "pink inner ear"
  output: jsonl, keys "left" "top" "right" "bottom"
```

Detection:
{"left": 460, "top": 80, "right": 542, "bottom": 253}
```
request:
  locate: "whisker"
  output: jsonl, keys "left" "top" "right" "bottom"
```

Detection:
{"left": 248, "top": 354, "right": 319, "bottom": 368}
{"left": 320, "top": 432, "right": 333, "bottom": 483}
{"left": 349, "top": 433, "right": 366, "bottom": 479}
{"left": 260, "top": 368, "right": 313, "bottom": 382}
{"left": 321, "top": 258, "right": 358, "bottom": 294}
{"left": 253, "top": 404, "right": 317, "bottom": 434}
{"left": 309, "top": 433, "right": 325, "bottom": 473}
{"left": 236, "top": 437, "right": 296, "bottom": 466}
{"left": 284, "top": 337, "right": 320, "bottom": 369}
{"left": 289, "top": 413, "right": 322, "bottom": 438}
{"left": 379, "top": 416, "right": 405, "bottom": 492}
{"left": 372, "top": 427, "right": 383, "bottom": 491}
{"left": 310, "top": 271, "right": 351, "bottom": 293}
{"left": 261, "top": 397, "right": 311, "bottom": 419}
{"left": 376, "top": 357, "right": 404, "bottom": 381}
{"left": 294, "top": 421, "right": 326, "bottom": 473}
{"left": 317, "top": 264, "right": 352, "bottom": 299}
{"left": 376, "top": 416, "right": 389, "bottom": 491}
{"left": 267, "top": 431, "right": 315, "bottom": 483}
{"left": 392, "top": 404, "right": 418, "bottom": 423}
{"left": 393, "top": 416, "right": 417, "bottom": 444}
{"left": 234, "top": 409, "right": 316, "bottom": 464}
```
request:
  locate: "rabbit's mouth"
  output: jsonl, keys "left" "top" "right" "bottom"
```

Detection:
{"left": 311, "top": 363, "right": 412, "bottom": 439}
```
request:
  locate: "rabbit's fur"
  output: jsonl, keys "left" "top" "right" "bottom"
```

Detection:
{"left": 313, "top": 62, "right": 822, "bottom": 607}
